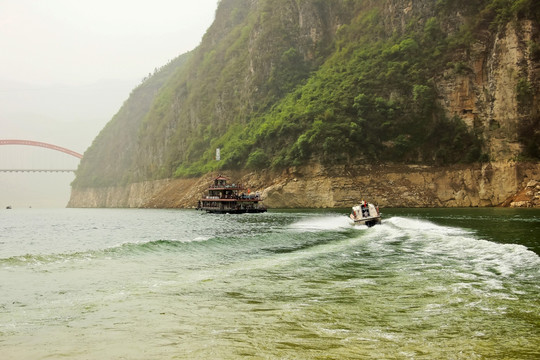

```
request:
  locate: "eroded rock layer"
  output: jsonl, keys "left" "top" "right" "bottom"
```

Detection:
{"left": 68, "top": 162, "right": 539, "bottom": 208}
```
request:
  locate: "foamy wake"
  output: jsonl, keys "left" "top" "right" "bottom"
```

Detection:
{"left": 369, "top": 216, "right": 540, "bottom": 279}
{"left": 289, "top": 214, "right": 353, "bottom": 232}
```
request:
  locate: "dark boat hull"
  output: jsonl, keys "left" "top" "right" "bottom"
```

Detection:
{"left": 200, "top": 207, "right": 267, "bottom": 214}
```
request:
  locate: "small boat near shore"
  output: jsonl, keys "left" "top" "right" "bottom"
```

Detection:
{"left": 196, "top": 175, "right": 267, "bottom": 214}
{"left": 350, "top": 201, "right": 381, "bottom": 227}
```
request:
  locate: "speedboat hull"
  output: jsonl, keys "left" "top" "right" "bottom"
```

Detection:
{"left": 351, "top": 215, "right": 381, "bottom": 227}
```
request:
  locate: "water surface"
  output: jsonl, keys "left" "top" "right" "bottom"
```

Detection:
{"left": 1, "top": 208, "right": 539, "bottom": 359}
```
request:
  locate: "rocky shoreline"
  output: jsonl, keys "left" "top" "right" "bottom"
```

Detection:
{"left": 68, "top": 161, "right": 540, "bottom": 209}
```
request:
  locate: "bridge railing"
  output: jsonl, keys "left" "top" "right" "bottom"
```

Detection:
{"left": 0, "top": 169, "right": 76, "bottom": 173}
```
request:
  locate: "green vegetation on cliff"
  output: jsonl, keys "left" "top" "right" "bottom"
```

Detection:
{"left": 73, "top": 0, "right": 539, "bottom": 188}
{"left": 74, "top": 53, "right": 192, "bottom": 187}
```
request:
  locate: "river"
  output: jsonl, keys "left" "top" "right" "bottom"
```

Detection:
{"left": 1, "top": 207, "right": 539, "bottom": 359}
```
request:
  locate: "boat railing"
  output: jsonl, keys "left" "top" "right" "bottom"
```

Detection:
{"left": 208, "top": 184, "right": 244, "bottom": 189}
{"left": 204, "top": 194, "right": 262, "bottom": 200}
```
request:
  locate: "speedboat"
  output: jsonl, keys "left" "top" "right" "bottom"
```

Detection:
{"left": 350, "top": 201, "right": 381, "bottom": 227}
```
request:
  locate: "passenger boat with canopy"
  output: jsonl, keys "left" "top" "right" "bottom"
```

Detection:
{"left": 196, "top": 175, "right": 267, "bottom": 214}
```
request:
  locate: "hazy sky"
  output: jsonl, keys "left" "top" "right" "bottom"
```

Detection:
{"left": 1, "top": 0, "right": 218, "bottom": 85}
{"left": 0, "top": 0, "right": 218, "bottom": 207}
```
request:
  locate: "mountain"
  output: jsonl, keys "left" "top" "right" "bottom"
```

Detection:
{"left": 70, "top": 0, "right": 540, "bottom": 208}
{"left": 72, "top": 53, "right": 191, "bottom": 186}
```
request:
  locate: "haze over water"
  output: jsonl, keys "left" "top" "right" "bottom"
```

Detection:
{"left": 1, "top": 208, "right": 539, "bottom": 359}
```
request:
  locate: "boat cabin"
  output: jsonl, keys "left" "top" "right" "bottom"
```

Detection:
{"left": 197, "top": 175, "right": 266, "bottom": 214}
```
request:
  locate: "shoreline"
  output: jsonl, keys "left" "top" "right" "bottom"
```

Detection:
{"left": 68, "top": 162, "right": 540, "bottom": 209}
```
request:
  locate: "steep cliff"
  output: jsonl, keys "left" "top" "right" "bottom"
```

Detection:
{"left": 436, "top": 17, "right": 540, "bottom": 161}
{"left": 69, "top": 0, "right": 540, "bottom": 208}
{"left": 72, "top": 53, "right": 192, "bottom": 187}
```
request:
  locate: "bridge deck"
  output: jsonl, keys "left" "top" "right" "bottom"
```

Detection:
{"left": 0, "top": 169, "right": 76, "bottom": 173}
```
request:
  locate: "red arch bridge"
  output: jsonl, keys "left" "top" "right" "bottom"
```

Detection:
{"left": 0, "top": 139, "right": 83, "bottom": 173}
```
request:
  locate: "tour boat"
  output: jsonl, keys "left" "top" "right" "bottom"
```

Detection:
{"left": 350, "top": 201, "right": 381, "bottom": 227}
{"left": 196, "top": 175, "right": 267, "bottom": 214}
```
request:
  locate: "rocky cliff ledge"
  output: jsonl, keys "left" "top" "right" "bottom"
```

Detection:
{"left": 68, "top": 162, "right": 539, "bottom": 208}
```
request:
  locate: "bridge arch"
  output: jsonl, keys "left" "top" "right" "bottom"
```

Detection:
{"left": 0, "top": 139, "right": 83, "bottom": 159}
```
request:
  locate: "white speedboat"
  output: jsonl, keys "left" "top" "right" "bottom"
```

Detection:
{"left": 350, "top": 201, "right": 381, "bottom": 227}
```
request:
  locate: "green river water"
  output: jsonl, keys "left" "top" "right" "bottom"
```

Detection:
{"left": 0, "top": 207, "right": 538, "bottom": 359}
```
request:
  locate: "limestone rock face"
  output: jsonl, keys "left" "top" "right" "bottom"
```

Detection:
{"left": 501, "top": 179, "right": 540, "bottom": 208}
{"left": 68, "top": 162, "right": 540, "bottom": 209}
{"left": 68, "top": 180, "right": 171, "bottom": 208}
{"left": 436, "top": 20, "right": 538, "bottom": 162}
{"left": 260, "top": 162, "right": 539, "bottom": 208}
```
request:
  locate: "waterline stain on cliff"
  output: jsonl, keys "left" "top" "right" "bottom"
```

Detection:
{"left": 68, "top": 162, "right": 540, "bottom": 209}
